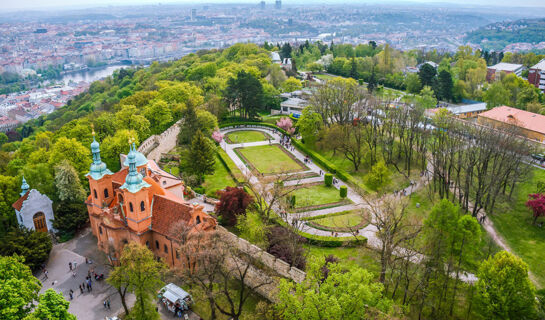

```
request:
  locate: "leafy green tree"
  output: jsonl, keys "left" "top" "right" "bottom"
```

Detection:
{"left": 280, "top": 43, "right": 292, "bottom": 59}
{"left": 418, "top": 63, "right": 437, "bottom": 89}
{"left": 276, "top": 256, "right": 394, "bottom": 320}
{"left": 24, "top": 289, "right": 76, "bottom": 320}
{"left": 417, "top": 86, "right": 438, "bottom": 109}
{"left": 108, "top": 243, "right": 167, "bottom": 320}
{"left": 144, "top": 100, "right": 173, "bottom": 135}
{"left": 281, "top": 77, "right": 302, "bottom": 93}
{"left": 0, "top": 175, "right": 20, "bottom": 232}
{"left": 437, "top": 70, "right": 454, "bottom": 101}
{"left": 296, "top": 107, "right": 322, "bottom": 145}
{"left": 236, "top": 210, "right": 268, "bottom": 248}
{"left": 224, "top": 70, "right": 264, "bottom": 120}
{"left": 484, "top": 82, "right": 511, "bottom": 109}
{"left": 364, "top": 160, "right": 391, "bottom": 191}
{"left": 268, "top": 64, "right": 286, "bottom": 88}
{"left": 185, "top": 130, "right": 216, "bottom": 183}
{"left": 178, "top": 102, "right": 199, "bottom": 145}
{"left": 405, "top": 73, "right": 422, "bottom": 94}
{"left": 22, "top": 163, "right": 56, "bottom": 199}
{"left": 48, "top": 137, "right": 91, "bottom": 178}
{"left": 0, "top": 132, "right": 8, "bottom": 146}
{"left": 196, "top": 109, "right": 218, "bottom": 139}
{"left": 516, "top": 86, "right": 539, "bottom": 110}
{"left": 0, "top": 255, "right": 42, "bottom": 319}
{"left": 101, "top": 129, "right": 139, "bottom": 171}
{"left": 52, "top": 202, "right": 88, "bottom": 239}
{"left": 1, "top": 226, "right": 52, "bottom": 271}
{"left": 54, "top": 160, "right": 85, "bottom": 203}
{"left": 474, "top": 251, "right": 536, "bottom": 319}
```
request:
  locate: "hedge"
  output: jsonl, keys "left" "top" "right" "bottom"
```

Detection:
{"left": 324, "top": 173, "right": 333, "bottom": 187}
{"left": 216, "top": 149, "right": 243, "bottom": 184}
{"left": 301, "top": 209, "right": 355, "bottom": 221}
{"left": 340, "top": 185, "right": 347, "bottom": 198}
{"left": 290, "top": 139, "right": 337, "bottom": 174}
{"left": 219, "top": 122, "right": 288, "bottom": 136}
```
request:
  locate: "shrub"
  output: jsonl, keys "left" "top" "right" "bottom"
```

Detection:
{"left": 215, "top": 187, "right": 253, "bottom": 226}
{"left": 193, "top": 186, "right": 205, "bottom": 194}
{"left": 340, "top": 185, "right": 347, "bottom": 198}
{"left": 267, "top": 226, "right": 307, "bottom": 270}
{"left": 290, "top": 195, "right": 296, "bottom": 207}
{"left": 324, "top": 173, "right": 333, "bottom": 187}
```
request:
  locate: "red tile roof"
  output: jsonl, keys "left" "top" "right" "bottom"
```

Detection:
{"left": 111, "top": 168, "right": 128, "bottom": 184}
{"left": 151, "top": 194, "right": 193, "bottom": 239}
{"left": 12, "top": 191, "right": 29, "bottom": 211}
{"left": 479, "top": 106, "right": 545, "bottom": 135}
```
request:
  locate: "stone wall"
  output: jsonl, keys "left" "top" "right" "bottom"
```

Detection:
{"left": 137, "top": 120, "right": 182, "bottom": 162}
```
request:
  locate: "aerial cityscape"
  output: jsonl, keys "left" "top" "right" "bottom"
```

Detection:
{"left": 1, "top": 1, "right": 545, "bottom": 320}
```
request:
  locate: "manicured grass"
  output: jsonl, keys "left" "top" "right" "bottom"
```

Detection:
{"left": 161, "top": 164, "right": 180, "bottom": 176}
{"left": 489, "top": 168, "right": 545, "bottom": 288}
{"left": 311, "top": 211, "right": 365, "bottom": 229}
{"left": 292, "top": 184, "right": 345, "bottom": 208}
{"left": 307, "top": 245, "right": 381, "bottom": 275}
{"left": 237, "top": 144, "right": 304, "bottom": 174}
{"left": 225, "top": 130, "right": 268, "bottom": 144}
{"left": 203, "top": 154, "right": 237, "bottom": 198}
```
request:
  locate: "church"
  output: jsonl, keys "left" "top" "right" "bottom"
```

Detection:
{"left": 12, "top": 176, "right": 56, "bottom": 233}
{"left": 85, "top": 135, "right": 217, "bottom": 266}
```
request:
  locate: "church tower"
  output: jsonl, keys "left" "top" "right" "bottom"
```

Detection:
{"left": 86, "top": 133, "right": 114, "bottom": 217}
{"left": 119, "top": 142, "right": 151, "bottom": 234}
{"left": 20, "top": 176, "right": 29, "bottom": 196}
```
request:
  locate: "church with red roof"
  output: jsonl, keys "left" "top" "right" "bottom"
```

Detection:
{"left": 85, "top": 135, "right": 216, "bottom": 266}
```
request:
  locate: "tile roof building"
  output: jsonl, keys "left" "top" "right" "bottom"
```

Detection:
{"left": 528, "top": 59, "right": 545, "bottom": 93}
{"left": 477, "top": 106, "right": 545, "bottom": 143}
{"left": 85, "top": 136, "right": 216, "bottom": 266}
{"left": 486, "top": 62, "right": 524, "bottom": 82}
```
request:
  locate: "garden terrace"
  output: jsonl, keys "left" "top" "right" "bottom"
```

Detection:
{"left": 290, "top": 183, "right": 352, "bottom": 212}
{"left": 224, "top": 130, "right": 270, "bottom": 144}
{"left": 234, "top": 144, "right": 307, "bottom": 176}
{"left": 303, "top": 210, "right": 370, "bottom": 232}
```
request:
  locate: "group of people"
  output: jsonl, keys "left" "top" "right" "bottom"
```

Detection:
{"left": 280, "top": 135, "right": 295, "bottom": 152}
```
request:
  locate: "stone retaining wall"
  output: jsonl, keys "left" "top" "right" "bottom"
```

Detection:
{"left": 137, "top": 120, "right": 182, "bottom": 162}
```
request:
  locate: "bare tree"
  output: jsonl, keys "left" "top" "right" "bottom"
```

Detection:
{"left": 310, "top": 78, "right": 366, "bottom": 126}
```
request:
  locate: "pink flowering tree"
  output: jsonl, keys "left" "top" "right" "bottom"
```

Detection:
{"left": 212, "top": 129, "right": 224, "bottom": 143}
{"left": 526, "top": 193, "right": 545, "bottom": 225}
{"left": 276, "top": 117, "right": 295, "bottom": 135}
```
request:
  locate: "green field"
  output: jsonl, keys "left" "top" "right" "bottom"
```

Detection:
{"left": 292, "top": 184, "right": 346, "bottom": 208}
{"left": 203, "top": 154, "right": 237, "bottom": 198}
{"left": 225, "top": 130, "right": 267, "bottom": 144}
{"left": 489, "top": 168, "right": 545, "bottom": 288}
{"left": 237, "top": 144, "right": 304, "bottom": 174}
{"left": 310, "top": 211, "right": 366, "bottom": 229}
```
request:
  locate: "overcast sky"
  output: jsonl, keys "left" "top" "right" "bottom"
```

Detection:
{"left": 2, "top": 0, "right": 545, "bottom": 11}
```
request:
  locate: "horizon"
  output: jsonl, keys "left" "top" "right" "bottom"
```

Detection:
{"left": 2, "top": 0, "right": 545, "bottom": 13}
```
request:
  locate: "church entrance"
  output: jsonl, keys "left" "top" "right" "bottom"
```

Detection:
{"left": 33, "top": 212, "right": 48, "bottom": 232}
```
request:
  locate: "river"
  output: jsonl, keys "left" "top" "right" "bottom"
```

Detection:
{"left": 58, "top": 64, "right": 130, "bottom": 84}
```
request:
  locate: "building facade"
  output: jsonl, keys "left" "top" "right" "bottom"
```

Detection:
{"left": 477, "top": 106, "right": 545, "bottom": 143}
{"left": 85, "top": 137, "right": 217, "bottom": 266}
{"left": 486, "top": 62, "right": 524, "bottom": 82}
{"left": 12, "top": 177, "right": 56, "bottom": 233}
{"left": 528, "top": 59, "right": 545, "bottom": 93}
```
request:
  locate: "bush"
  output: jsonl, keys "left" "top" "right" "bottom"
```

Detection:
{"left": 219, "top": 122, "right": 288, "bottom": 136}
{"left": 340, "top": 185, "right": 347, "bottom": 198}
{"left": 324, "top": 173, "right": 333, "bottom": 187}
{"left": 290, "top": 195, "right": 296, "bottom": 207}
{"left": 193, "top": 186, "right": 205, "bottom": 194}
{"left": 301, "top": 232, "right": 367, "bottom": 247}
{"left": 267, "top": 226, "right": 307, "bottom": 270}
{"left": 215, "top": 187, "right": 253, "bottom": 226}
{"left": 53, "top": 202, "right": 89, "bottom": 238}
{"left": 0, "top": 227, "right": 52, "bottom": 270}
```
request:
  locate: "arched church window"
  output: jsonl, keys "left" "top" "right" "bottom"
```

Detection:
{"left": 129, "top": 202, "right": 134, "bottom": 212}
{"left": 164, "top": 244, "right": 168, "bottom": 253}
{"left": 104, "top": 189, "right": 109, "bottom": 198}
{"left": 155, "top": 240, "right": 159, "bottom": 249}
{"left": 146, "top": 241, "right": 149, "bottom": 248}
{"left": 93, "top": 189, "right": 97, "bottom": 199}
{"left": 196, "top": 216, "right": 201, "bottom": 225}
{"left": 140, "top": 201, "right": 145, "bottom": 211}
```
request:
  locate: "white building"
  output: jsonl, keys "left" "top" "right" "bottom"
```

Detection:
{"left": 12, "top": 177, "right": 56, "bottom": 233}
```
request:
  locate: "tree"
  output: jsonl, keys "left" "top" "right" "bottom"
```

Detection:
{"left": 364, "top": 160, "right": 391, "bottom": 191}
{"left": 54, "top": 160, "right": 85, "bottom": 203}
{"left": 224, "top": 71, "right": 264, "bottom": 120}
{"left": 0, "top": 255, "right": 42, "bottom": 319}
{"left": 108, "top": 243, "right": 167, "bottom": 320}
{"left": 418, "top": 63, "right": 437, "bottom": 89}
{"left": 0, "top": 227, "right": 52, "bottom": 271}
{"left": 310, "top": 77, "right": 365, "bottom": 126}
{"left": 276, "top": 256, "right": 395, "bottom": 320}
{"left": 276, "top": 117, "right": 295, "bottom": 135}
{"left": 215, "top": 186, "right": 253, "bottom": 226}
{"left": 484, "top": 82, "right": 511, "bottom": 109}
{"left": 405, "top": 73, "right": 422, "bottom": 94}
{"left": 368, "top": 67, "right": 377, "bottom": 93}
{"left": 281, "top": 77, "right": 302, "bottom": 93}
{"left": 52, "top": 202, "right": 89, "bottom": 238}
{"left": 0, "top": 132, "right": 8, "bottom": 146}
{"left": 437, "top": 70, "right": 453, "bottom": 101}
{"left": 474, "top": 251, "right": 536, "bottom": 319}
{"left": 417, "top": 86, "right": 438, "bottom": 109}
{"left": 114, "top": 105, "right": 150, "bottom": 140}
{"left": 526, "top": 193, "right": 545, "bottom": 225}
{"left": 266, "top": 226, "right": 307, "bottom": 270}
{"left": 178, "top": 102, "right": 199, "bottom": 145}
{"left": 296, "top": 107, "right": 322, "bottom": 145}
{"left": 101, "top": 129, "right": 139, "bottom": 171}
{"left": 280, "top": 43, "right": 292, "bottom": 59}
{"left": 267, "top": 64, "right": 286, "bottom": 88}
{"left": 185, "top": 130, "right": 216, "bottom": 183}
{"left": 48, "top": 137, "right": 91, "bottom": 178}
{"left": 24, "top": 289, "right": 76, "bottom": 320}
{"left": 144, "top": 100, "right": 173, "bottom": 135}
{"left": 236, "top": 210, "right": 269, "bottom": 248}
{"left": 0, "top": 174, "right": 20, "bottom": 232}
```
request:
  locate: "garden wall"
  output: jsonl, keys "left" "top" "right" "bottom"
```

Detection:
{"left": 137, "top": 120, "right": 181, "bottom": 162}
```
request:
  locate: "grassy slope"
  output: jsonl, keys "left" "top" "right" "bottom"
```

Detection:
{"left": 203, "top": 154, "right": 237, "bottom": 198}
{"left": 225, "top": 130, "right": 267, "bottom": 144}
{"left": 292, "top": 184, "right": 343, "bottom": 208}
{"left": 238, "top": 144, "right": 304, "bottom": 174}
{"left": 489, "top": 168, "right": 545, "bottom": 287}
{"left": 312, "top": 211, "right": 364, "bottom": 228}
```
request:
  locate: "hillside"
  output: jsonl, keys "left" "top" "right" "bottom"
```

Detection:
{"left": 465, "top": 18, "right": 545, "bottom": 51}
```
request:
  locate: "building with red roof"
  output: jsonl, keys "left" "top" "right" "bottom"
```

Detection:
{"left": 477, "top": 106, "right": 545, "bottom": 143}
{"left": 85, "top": 136, "right": 216, "bottom": 266}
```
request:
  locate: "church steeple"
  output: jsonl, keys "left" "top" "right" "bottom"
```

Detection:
{"left": 20, "top": 176, "right": 29, "bottom": 196}
{"left": 120, "top": 141, "right": 150, "bottom": 193}
{"left": 87, "top": 129, "right": 113, "bottom": 181}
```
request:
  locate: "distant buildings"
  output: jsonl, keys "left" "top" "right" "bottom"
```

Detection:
{"left": 260, "top": 1, "right": 266, "bottom": 10}
{"left": 270, "top": 52, "right": 281, "bottom": 64}
{"left": 279, "top": 89, "right": 312, "bottom": 115}
{"left": 528, "top": 59, "right": 545, "bottom": 93}
{"left": 477, "top": 106, "right": 545, "bottom": 143}
{"left": 486, "top": 62, "right": 524, "bottom": 82}
{"left": 426, "top": 102, "right": 488, "bottom": 119}
{"left": 275, "top": 0, "right": 282, "bottom": 10}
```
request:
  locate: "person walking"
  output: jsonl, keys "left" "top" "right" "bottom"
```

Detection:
{"left": 107, "top": 299, "right": 111, "bottom": 310}
{"left": 69, "top": 290, "right": 73, "bottom": 300}
{"left": 69, "top": 262, "right": 72, "bottom": 271}
{"left": 79, "top": 284, "right": 83, "bottom": 294}
{"left": 43, "top": 269, "right": 48, "bottom": 280}
{"left": 73, "top": 262, "right": 77, "bottom": 269}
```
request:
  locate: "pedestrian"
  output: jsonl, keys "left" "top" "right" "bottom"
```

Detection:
{"left": 43, "top": 269, "right": 48, "bottom": 280}
{"left": 85, "top": 257, "right": 88, "bottom": 264}
{"left": 72, "top": 271, "right": 76, "bottom": 278}
{"left": 79, "top": 285, "right": 83, "bottom": 294}
{"left": 73, "top": 262, "right": 77, "bottom": 269}
{"left": 69, "top": 262, "right": 72, "bottom": 271}
{"left": 69, "top": 291, "right": 73, "bottom": 300}
{"left": 107, "top": 299, "right": 111, "bottom": 310}
{"left": 103, "top": 300, "right": 107, "bottom": 309}
{"left": 86, "top": 283, "right": 90, "bottom": 292}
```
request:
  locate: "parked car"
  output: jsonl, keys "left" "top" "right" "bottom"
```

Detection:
{"left": 531, "top": 153, "right": 545, "bottom": 162}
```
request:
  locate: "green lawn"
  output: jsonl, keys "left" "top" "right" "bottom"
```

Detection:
{"left": 489, "top": 168, "right": 545, "bottom": 288}
{"left": 225, "top": 130, "right": 268, "bottom": 144}
{"left": 311, "top": 211, "right": 365, "bottom": 228}
{"left": 202, "top": 154, "right": 237, "bottom": 198}
{"left": 292, "top": 184, "right": 345, "bottom": 208}
{"left": 237, "top": 144, "right": 304, "bottom": 174}
{"left": 161, "top": 164, "right": 180, "bottom": 177}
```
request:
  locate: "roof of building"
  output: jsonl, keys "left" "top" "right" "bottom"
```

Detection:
{"left": 12, "top": 191, "right": 29, "bottom": 211}
{"left": 122, "top": 149, "right": 148, "bottom": 167}
{"left": 446, "top": 102, "right": 488, "bottom": 115}
{"left": 478, "top": 106, "right": 545, "bottom": 135}
{"left": 151, "top": 194, "right": 194, "bottom": 239}
{"left": 488, "top": 62, "right": 523, "bottom": 72}
{"left": 270, "top": 52, "right": 281, "bottom": 62}
{"left": 531, "top": 59, "right": 545, "bottom": 70}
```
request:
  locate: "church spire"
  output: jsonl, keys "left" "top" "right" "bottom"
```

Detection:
{"left": 20, "top": 176, "right": 29, "bottom": 196}
{"left": 120, "top": 139, "right": 150, "bottom": 193}
{"left": 86, "top": 128, "right": 113, "bottom": 180}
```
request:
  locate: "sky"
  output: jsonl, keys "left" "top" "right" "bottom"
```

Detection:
{"left": 2, "top": 0, "right": 545, "bottom": 11}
